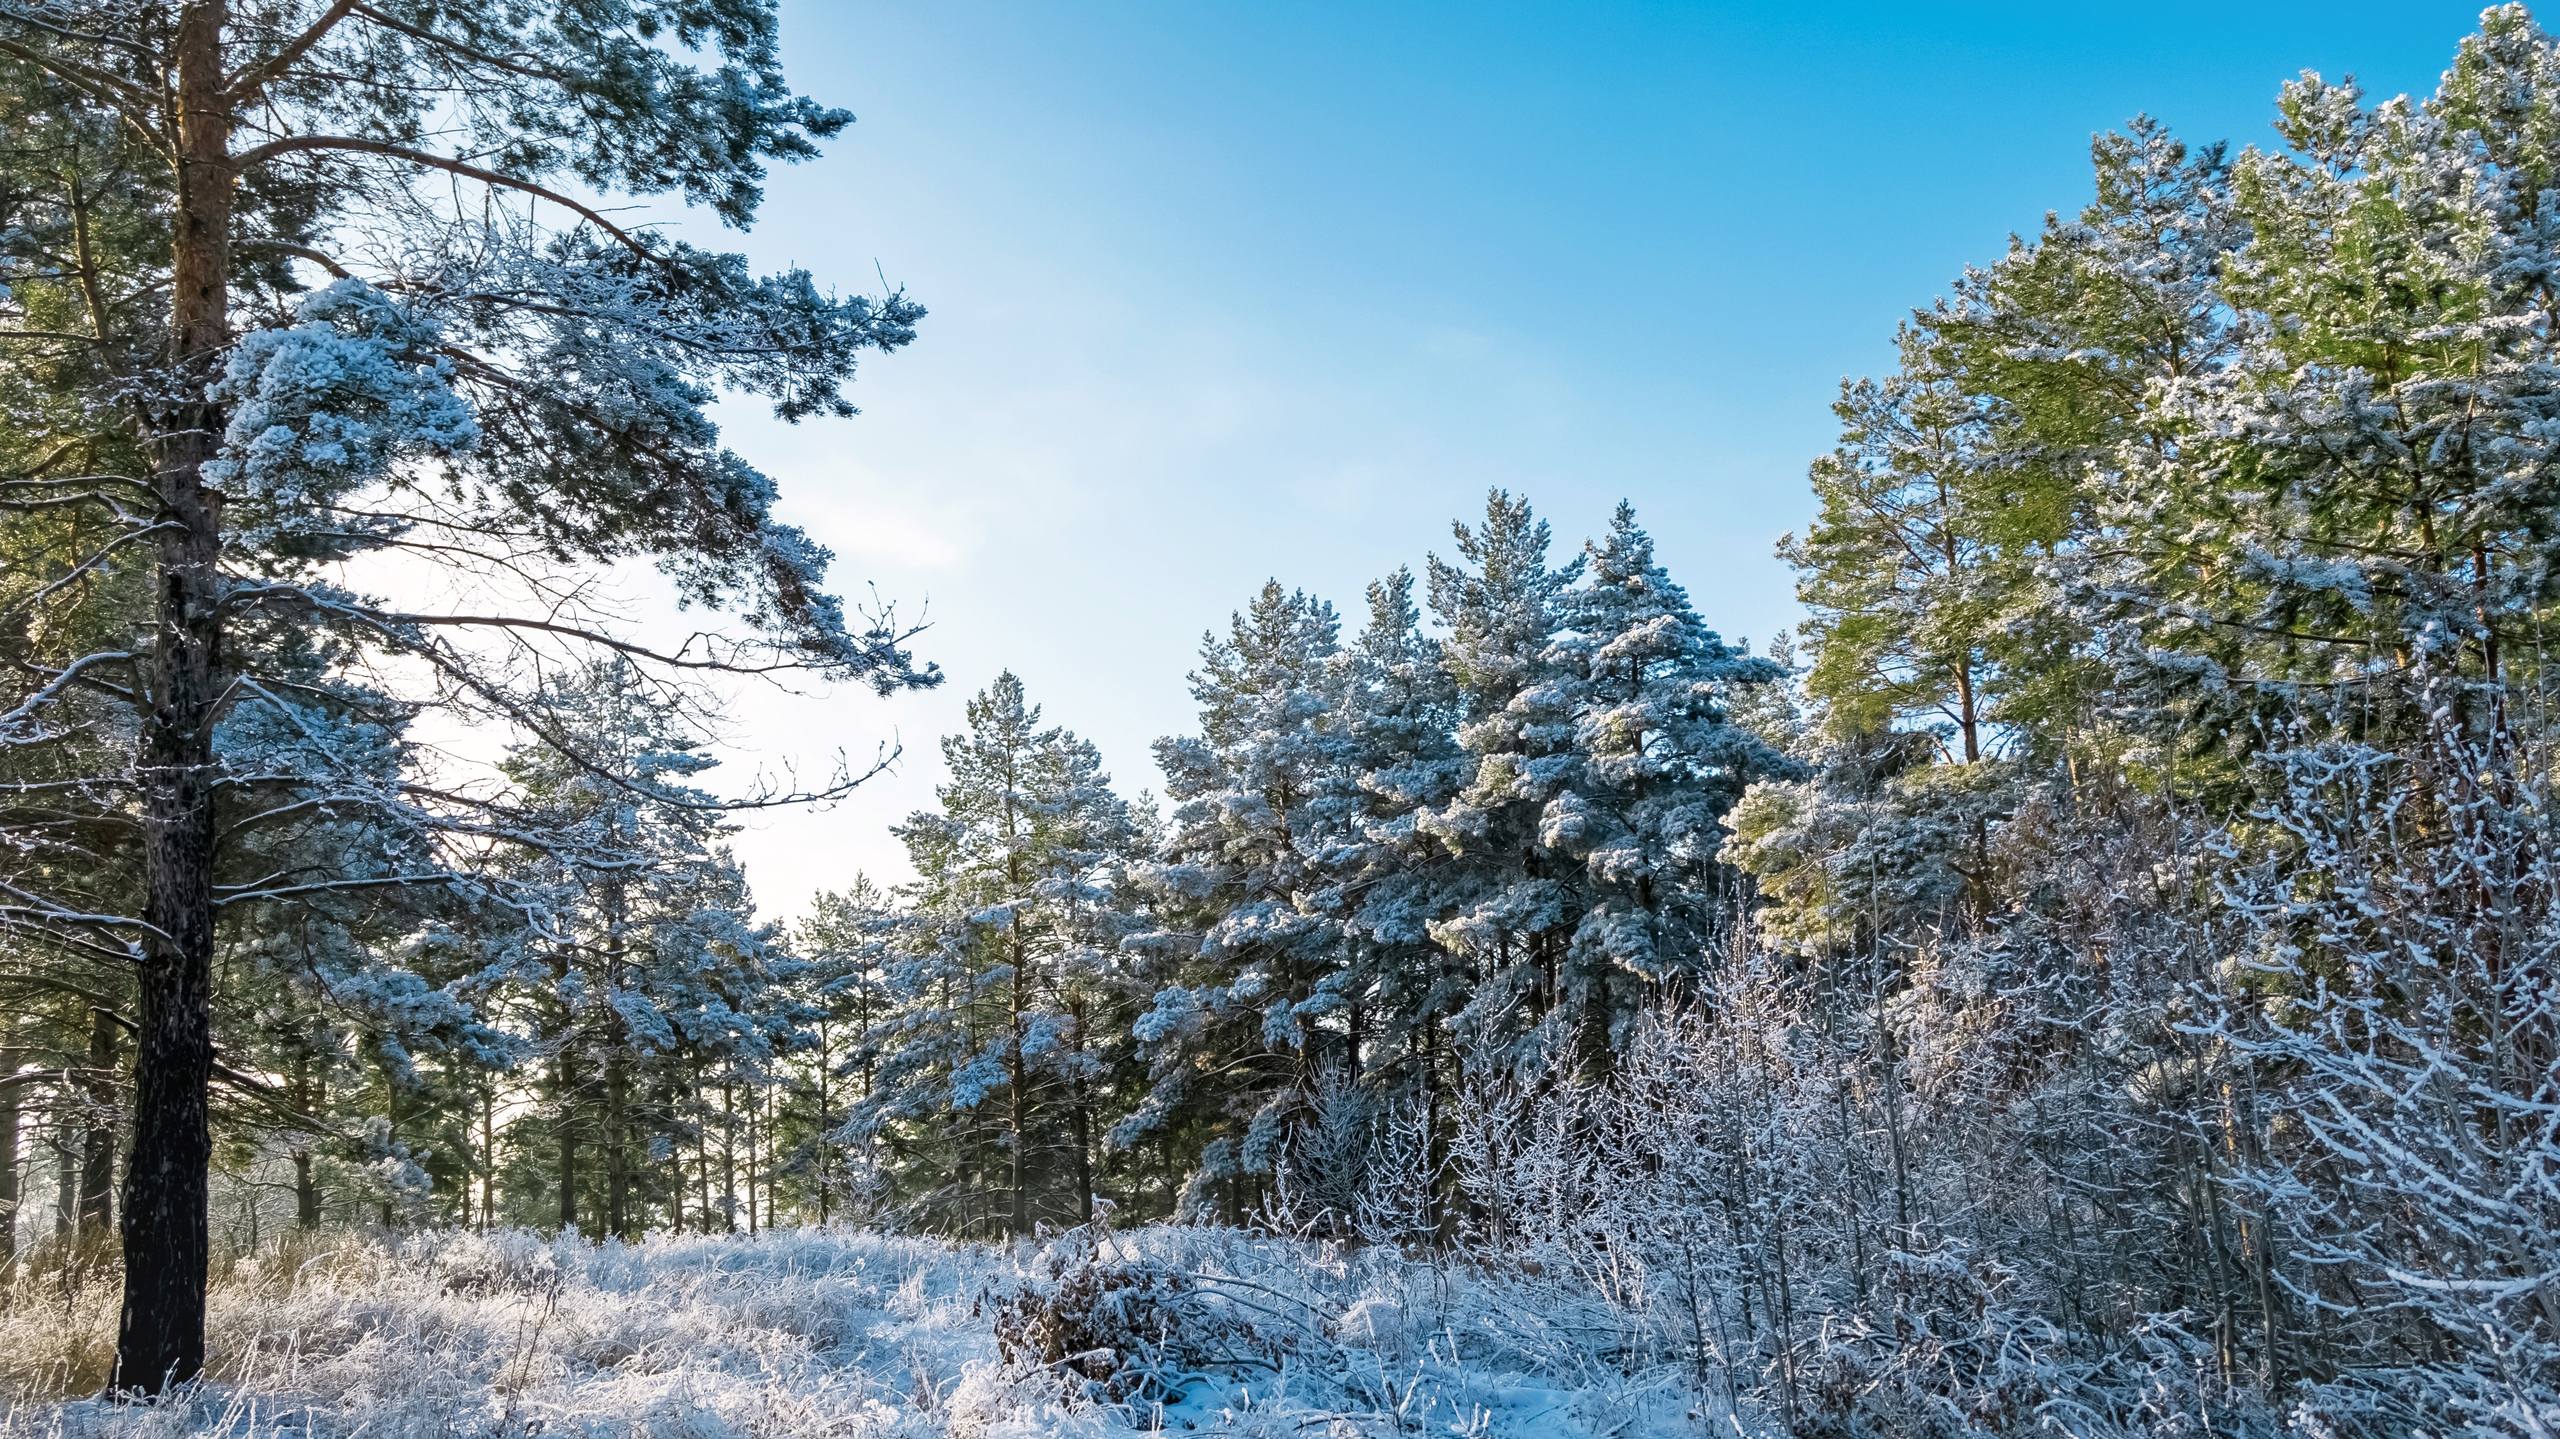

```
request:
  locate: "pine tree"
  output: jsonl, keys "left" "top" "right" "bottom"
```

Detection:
{"left": 858, "top": 674, "right": 1137, "bottom": 1234}
{"left": 1315, "top": 570, "right": 1467, "bottom": 1143}
{"left": 2081, "top": 24, "right": 2560, "bottom": 757}
{"left": 500, "top": 660, "right": 800, "bottom": 1239}
{"left": 1125, "top": 583, "right": 1351, "bottom": 1219}
{"left": 1537, "top": 503, "right": 1786, "bottom": 1058}
{"left": 1787, "top": 352, "right": 2004, "bottom": 766}
{"left": 1927, "top": 115, "right": 2239, "bottom": 765}
{"left": 0, "top": 0, "right": 929, "bottom": 1386}
{"left": 1741, "top": 116, "right": 2240, "bottom": 952}
{"left": 783, "top": 877, "right": 896, "bottom": 1224}
{"left": 1418, "top": 491, "right": 1582, "bottom": 1079}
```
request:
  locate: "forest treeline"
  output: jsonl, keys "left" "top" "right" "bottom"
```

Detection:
{"left": 772, "top": 32, "right": 2560, "bottom": 1437}
{"left": 3, "top": 1, "right": 2557, "bottom": 1433}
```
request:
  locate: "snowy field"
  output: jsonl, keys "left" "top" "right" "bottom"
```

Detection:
{"left": 0, "top": 1227, "right": 1703, "bottom": 1438}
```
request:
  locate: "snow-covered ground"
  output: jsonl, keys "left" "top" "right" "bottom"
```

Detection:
{"left": 0, "top": 1227, "right": 1709, "bottom": 1438}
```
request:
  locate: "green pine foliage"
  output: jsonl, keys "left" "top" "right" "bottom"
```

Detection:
{"left": 1, "top": 6, "right": 2555, "bottom": 1434}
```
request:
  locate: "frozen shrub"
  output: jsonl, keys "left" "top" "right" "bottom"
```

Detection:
{"left": 990, "top": 1255, "right": 1198, "bottom": 1403}
{"left": 988, "top": 1230, "right": 1311, "bottom": 1408}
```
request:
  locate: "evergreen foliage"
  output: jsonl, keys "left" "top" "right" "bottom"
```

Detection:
{"left": 0, "top": 6, "right": 2555, "bottom": 1435}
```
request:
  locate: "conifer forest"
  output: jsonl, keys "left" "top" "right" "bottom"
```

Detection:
{"left": 0, "top": 2, "right": 2554, "bottom": 1435}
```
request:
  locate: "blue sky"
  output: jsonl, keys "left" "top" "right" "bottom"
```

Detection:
{"left": 702, "top": 0, "right": 2494, "bottom": 912}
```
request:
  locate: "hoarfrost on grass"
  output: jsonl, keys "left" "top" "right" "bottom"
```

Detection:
{"left": 0, "top": 1226, "right": 1712, "bottom": 1439}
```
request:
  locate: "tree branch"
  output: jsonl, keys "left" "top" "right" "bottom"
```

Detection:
{"left": 224, "top": 0, "right": 362, "bottom": 106}
{"left": 0, "top": 651, "right": 138, "bottom": 740}
{"left": 0, "top": 32, "right": 167, "bottom": 151}
{"left": 229, "top": 135, "right": 651, "bottom": 256}
{"left": 344, "top": 1, "right": 563, "bottom": 82}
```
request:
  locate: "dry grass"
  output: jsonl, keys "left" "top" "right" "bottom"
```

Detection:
{"left": 0, "top": 1226, "right": 1698, "bottom": 1438}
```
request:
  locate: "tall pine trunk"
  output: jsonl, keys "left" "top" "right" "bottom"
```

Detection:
{"left": 743, "top": 1086, "right": 759, "bottom": 1235}
{"left": 0, "top": 1037, "right": 20, "bottom": 1273}
{"left": 555, "top": 1105, "right": 578, "bottom": 1232}
{"left": 601, "top": 874, "right": 630, "bottom": 1239}
{"left": 604, "top": 1047, "right": 630, "bottom": 1239}
{"left": 53, "top": 1115, "right": 74, "bottom": 1239}
{"left": 1008, "top": 937, "right": 1029, "bottom": 1237}
{"left": 720, "top": 1082, "right": 738, "bottom": 1232}
{"left": 378, "top": 1063, "right": 398, "bottom": 1227}
{"left": 814, "top": 1019, "right": 834, "bottom": 1227}
{"left": 114, "top": 0, "right": 232, "bottom": 1394}
{"left": 293, "top": 1150, "right": 320, "bottom": 1230}
{"left": 77, "top": 1008, "right": 120, "bottom": 1234}
{"left": 1069, "top": 1002, "right": 1094, "bottom": 1226}
{"left": 478, "top": 1087, "right": 496, "bottom": 1233}
{"left": 292, "top": 1060, "right": 323, "bottom": 1229}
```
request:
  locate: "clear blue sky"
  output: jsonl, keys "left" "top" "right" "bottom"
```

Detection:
{"left": 702, "top": 0, "right": 2495, "bottom": 911}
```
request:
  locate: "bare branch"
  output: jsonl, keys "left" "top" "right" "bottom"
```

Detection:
{"left": 0, "top": 650, "right": 138, "bottom": 740}
{"left": 223, "top": 0, "right": 362, "bottom": 106}
{"left": 230, "top": 135, "right": 652, "bottom": 256}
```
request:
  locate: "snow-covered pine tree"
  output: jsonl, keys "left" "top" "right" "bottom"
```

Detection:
{"left": 1922, "top": 116, "right": 2239, "bottom": 764}
{"left": 857, "top": 673, "right": 1137, "bottom": 1235}
{"left": 1124, "top": 582, "right": 1351, "bottom": 1221}
{"left": 1534, "top": 502, "right": 1787, "bottom": 1064}
{"left": 1418, "top": 491, "right": 1583, "bottom": 1080}
{"left": 645, "top": 844, "right": 799, "bottom": 1236}
{"left": 782, "top": 877, "right": 897, "bottom": 1225}
{"left": 2082, "top": 13, "right": 2560, "bottom": 763}
{"left": 500, "top": 659, "right": 799, "bottom": 1240}
{"left": 0, "top": 0, "right": 929, "bottom": 1387}
{"left": 1741, "top": 117, "right": 2239, "bottom": 956}
{"left": 1721, "top": 114, "right": 2266, "bottom": 1423}
{"left": 1310, "top": 569, "right": 1467, "bottom": 1195}
{"left": 1030, "top": 724, "right": 1152, "bottom": 1226}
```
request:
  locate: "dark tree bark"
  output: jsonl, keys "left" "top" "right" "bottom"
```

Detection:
{"left": 599, "top": 864, "right": 631, "bottom": 1240}
{"left": 292, "top": 1059, "right": 323, "bottom": 1229}
{"left": 556, "top": 1099, "right": 578, "bottom": 1233}
{"left": 604, "top": 1046, "right": 630, "bottom": 1239}
{"left": 1070, "top": 1079, "right": 1095, "bottom": 1226}
{"left": 292, "top": 1150, "right": 319, "bottom": 1230}
{"left": 1007, "top": 1009, "right": 1028, "bottom": 1236}
{"left": 720, "top": 1082, "right": 738, "bottom": 1232}
{"left": 378, "top": 1064, "right": 398, "bottom": 1227}
{"left": 744, "top": 1089, "right": 760, "bottom": 1235}
{"left": 0, "top": 1038, "right": 20, "bottom": 1273}
{"left": 53, "top": 1117, "right": 75, "bottom": 1239}
{"left": 112, "top": 0, "right": 233, "bottom": 1394}
{"left": 813, "top": 1018, "right": 835, "bottom": 1227}
{"left": 1069, "top": 1001, "right": 1094, "bottom": 1226}
{"left": 77, "top": 1008, "right": 119, "bottom": 1234}
{"left": 479, "top": 1087, "right": 496, "bottom": 1232}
